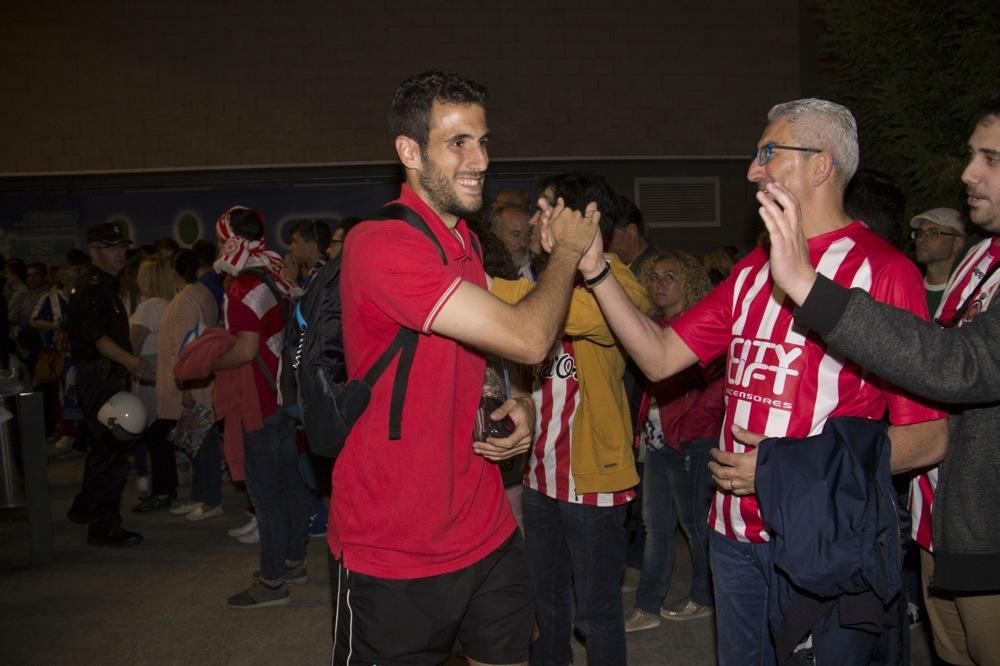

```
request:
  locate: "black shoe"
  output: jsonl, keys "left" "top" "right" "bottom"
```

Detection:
{"left": 88, "top": 527, "right": 144, "bottom": 548}
{"left": 67, "top": 506, "right": 91, "bottom": 524}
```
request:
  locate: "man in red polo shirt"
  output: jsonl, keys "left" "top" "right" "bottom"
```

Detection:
{"left": 330, "top": 71, "right": 601, "bottom": 665}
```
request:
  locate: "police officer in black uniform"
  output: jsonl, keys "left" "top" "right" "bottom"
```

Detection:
{"left": 65, "top": 223, "right": 153, "bottom": 546}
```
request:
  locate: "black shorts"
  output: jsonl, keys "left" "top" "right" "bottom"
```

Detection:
{"left": 331, "top": 531, "right": 534, "bottom": 665}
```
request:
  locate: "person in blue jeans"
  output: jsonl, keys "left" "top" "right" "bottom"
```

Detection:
{"left": 211, "top": 206, "right": 312, "bottom": 609}
{"left": 624, "top": 251, "right": 724, "bottom": 633}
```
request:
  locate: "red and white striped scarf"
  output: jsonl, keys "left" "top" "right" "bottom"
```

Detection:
{"left": 213, "top": 205, "right": 297, "bottom": 296}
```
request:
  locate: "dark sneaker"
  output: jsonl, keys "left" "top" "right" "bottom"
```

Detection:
{"left": 227, "top": 580, "right": 290, "bottom": 609}
{"left": 660, "top": 598, "right": 713, "bottom": 622}
{"left": 131, "top": 496, "right": 172, "bottom": 513}
{"left": 88, "top": 527, "right": 144, "bottom": 548}
{"left": 252, "top": 562, "right": 309, "bottom": 585}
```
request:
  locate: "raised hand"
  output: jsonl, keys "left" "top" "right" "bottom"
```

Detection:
{"left": 756, "top": 182, "right": 816, "bottom": 305}
{"left": 540, "top": 197, "right": 600, "bottom": 258}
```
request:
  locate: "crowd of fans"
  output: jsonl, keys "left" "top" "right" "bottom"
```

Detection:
{"left": 3, "top": 71, "right": 998, "bottom": 665}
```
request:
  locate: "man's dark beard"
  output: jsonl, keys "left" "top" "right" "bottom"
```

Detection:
{"left": 418, "top": 150, "right": 482, "bottom": 219}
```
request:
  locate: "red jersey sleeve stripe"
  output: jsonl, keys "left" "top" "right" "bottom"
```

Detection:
{"left": 421, "top": 276, "right": 463, "bottom": 334}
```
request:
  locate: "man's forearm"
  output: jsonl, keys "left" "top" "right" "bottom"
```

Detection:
{"left": 95, "top": 335, "right": 135, "bottom": 369}
{"left": 512, "top": 245, "right": 583, "bottom": 356}
{"left": 588, "top": 272, "right": 687, "bottom": 380}
{"left": 211, "top": 346, "right": 252, "bottom": 371}
{"left": 888, "top": 418, "right": 949, "bottom": 474}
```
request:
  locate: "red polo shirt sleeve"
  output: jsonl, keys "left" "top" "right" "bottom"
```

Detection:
{"left": 352, "top": 222, "right": 466, "bottom": 334}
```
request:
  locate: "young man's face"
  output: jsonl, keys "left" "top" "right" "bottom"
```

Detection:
{"left": 289, "top": 231, "right": 317, "bottom": 264}
{"left": 416, "top": 101, "right": 490, "bottom": 221}
{"left": 327, "top": 227, "right": 345, "bottom": 259}
{"left": 608, "top": 224, "right": 637, "bottom": 263}
{"left": 25, "top": 266, "right": 46, "bottom": 289}
{"left": 962, "top": 117, "right": 1000, "bottom": 235}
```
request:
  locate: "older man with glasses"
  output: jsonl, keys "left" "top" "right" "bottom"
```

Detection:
{"left": 557, "top": 98, "right": 950, "bottom": 664}
{"left": 757, "top": 90, "right": 1000, "bottom": 666}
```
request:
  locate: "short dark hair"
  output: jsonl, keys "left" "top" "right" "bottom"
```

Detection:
{"left": 229, "top": 208, "right": 264, "bottom": 241}
{"left": 291, "top": 219, "right": 331, "bottom": 251}
{"left": 390, "top": 71, "right": 487, "bottom": 147}
{"left": 974, "top": 89, "right": 1000, "bottom": 127}
{"left": 172, "top": 249, "right": 199, "bottom": 284}
{"left": 536, "top": 172, "right": 619, "bottom": 243}
{"left": 844, "top": 168, "right": 905, "bottom": 244}
{"left": 190, "top": 239, "right": 217, "bottom": 268}
{"left": 614, "top": 195, "right": 645, "bottom": 236}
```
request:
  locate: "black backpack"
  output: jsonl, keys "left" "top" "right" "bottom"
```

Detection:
{"left": 287, "top": 203, "right": 480, "bottom": 459}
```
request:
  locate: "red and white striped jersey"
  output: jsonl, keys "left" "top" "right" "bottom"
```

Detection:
{"left": 672, "top": 221, "right": 944, "bottom": 544}
{"left": 909, "top": 237, "right": 1000, "bottom": 551}
{"left": 527, "top": 338, "right": 636, "bottom": 507}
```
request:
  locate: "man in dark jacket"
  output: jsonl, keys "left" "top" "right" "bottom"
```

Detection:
{"left": 65, "top": 223, "right": 152, "bottom": 547}
{"left": 757, "top": 91, "right": 1000, "bottom": 665}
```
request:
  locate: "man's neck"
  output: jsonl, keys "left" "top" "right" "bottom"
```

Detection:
{"left": 800, "top": 201, "right": 853, "bottom": 239}
{"left": 406, "top": 179, "right": 459, "bottom": 229}
{"left": 924, "top": 260, "right": 954, "bottom": 286}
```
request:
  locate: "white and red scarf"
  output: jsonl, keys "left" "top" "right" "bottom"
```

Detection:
{"left": 213, "top": 205, "right": 298, "bottom": 297}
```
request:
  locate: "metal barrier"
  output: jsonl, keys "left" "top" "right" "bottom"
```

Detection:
{"left": 0, "top": 391, "right": 52, "bottom": 563}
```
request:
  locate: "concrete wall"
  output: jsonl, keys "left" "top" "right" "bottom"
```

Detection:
{"left": 2, "top": 0, "right": 801, "bottom": 174}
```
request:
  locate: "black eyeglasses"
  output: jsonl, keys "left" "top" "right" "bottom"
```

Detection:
{"left": 911, "top": 228, "right": 962, "bottom": 241}
{"left": 753, "top": 143, "right": 836, "bottom": 166}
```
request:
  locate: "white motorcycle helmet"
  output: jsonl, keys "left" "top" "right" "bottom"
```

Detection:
{"left": 97, "top": 391, "right": 147, "bottom": 441}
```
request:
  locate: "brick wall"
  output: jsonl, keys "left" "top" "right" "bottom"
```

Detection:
{"left": 1, "top": 0, "right": 802, "bottom": 174}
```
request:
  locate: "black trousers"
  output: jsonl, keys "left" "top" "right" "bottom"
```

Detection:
{"left": 70, "top": 360, "right": 131, "bottom": 535}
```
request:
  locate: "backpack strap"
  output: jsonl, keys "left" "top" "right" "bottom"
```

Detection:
{"left": 357, "top": 203, "right": 450, "bottom": 441}
{"left": 239, "top": 268, "right": 289, "bottom": 399}
{"left": 254, "top": 353, "right": 277, "bottom": 392}
{"left": 370, "top": 203, "right": 448, "bottom": 265}
{"left": 360, "top": 327, "right": 418, "bottom": 440}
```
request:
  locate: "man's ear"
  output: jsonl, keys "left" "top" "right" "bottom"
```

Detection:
{"left": 395, "top": 135, "right": 422, "bottom": 171}
{"left": 811, "top": 152, "right": 837, "bottom": 187}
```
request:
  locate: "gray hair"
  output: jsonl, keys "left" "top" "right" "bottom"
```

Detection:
{"left": 767, "top": 98, "right": 859, "bottom": 186}
{"left": 488, "top": 204, "right": 529, "bottom": 233}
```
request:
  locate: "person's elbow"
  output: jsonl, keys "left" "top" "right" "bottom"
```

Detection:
{"left": 510, "top": 328, "right": 553, "bottom": 365}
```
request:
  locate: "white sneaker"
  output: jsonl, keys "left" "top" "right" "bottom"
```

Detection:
{"left": 54, "top": 435, "right": 75, "bottom": 450}
{"left": 186, "top": 504, "right": 224, "bottom": 522}
{"left": 624, "top": 608, "right": 661, "bottom": 633}
{"left": 135, "top": 476, "right": 151, "bottom": 497}
{"left": 237, "top": 527, "right": 260, "bottom": 544}
{"left": 228, "top": 516, "right": 258, "bottom": 538}
{"left": 660, "top": 598, "right": 713, "bottom": 622}
{"left": 169, "top": 501, "right": 201, "bottom": 516}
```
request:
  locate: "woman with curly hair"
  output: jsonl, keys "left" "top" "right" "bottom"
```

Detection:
{"left": 624, "top": 250, "right": 725, "bottom": 633}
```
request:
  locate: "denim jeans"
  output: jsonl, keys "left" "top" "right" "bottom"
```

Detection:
{"left": 522, "top": 487, "right": 627, "bottom": 666}
{"left": 243, "top": 410, "right": 311, "bottom": 583}
{"left": 191, "top": 425, "right": 222, "bottom": 506}
{"left": 710, "top": 530, "right": 776, "bottom": 666}
{"left": 635, "top": 439, "right": 715, "bottom": 613}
